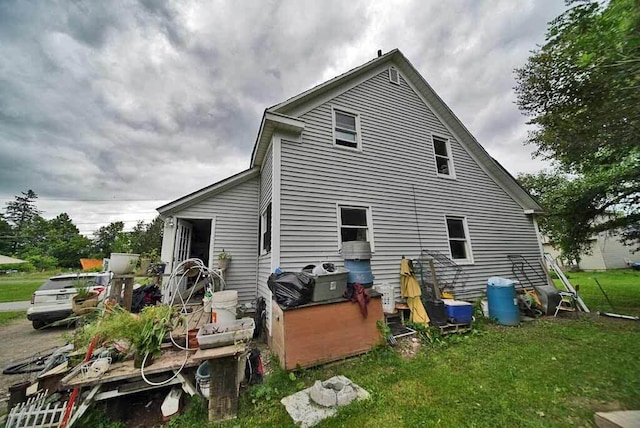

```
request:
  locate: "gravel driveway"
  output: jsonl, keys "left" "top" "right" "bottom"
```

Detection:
{"left": 0, "top": 318, "right": 68, "bottom": 412}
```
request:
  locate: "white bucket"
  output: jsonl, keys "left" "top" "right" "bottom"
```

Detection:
{"left": 210, "top": 290, "right": 237, "bottom": 324}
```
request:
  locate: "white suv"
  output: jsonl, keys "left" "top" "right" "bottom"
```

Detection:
{"left": 27, "top": 273, "right": 111, "bottom": 329}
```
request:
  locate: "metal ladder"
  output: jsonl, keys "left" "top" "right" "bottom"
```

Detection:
{"left": 543, "top": 253, "right": 590, "bottom": 312}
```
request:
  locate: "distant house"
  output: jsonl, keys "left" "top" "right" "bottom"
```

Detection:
{"left": 544, "top": 231, "right": 637, "bottom": 271}
{"left": 157, "top": 49, "right": 545, "bottom": 332}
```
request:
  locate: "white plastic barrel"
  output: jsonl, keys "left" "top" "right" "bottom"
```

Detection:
{"left": 210, "top": 290, "right": 238, "bottom": 324}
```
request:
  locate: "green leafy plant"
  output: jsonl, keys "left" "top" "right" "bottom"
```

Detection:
{"left": 217, "top": 249, "right": 231, "bottom": 260}
{"left": 73, "top": 304, "right": 182, "bottom": 362}
{"left": 132, "top": 305, "right": 180, "bottom": 360}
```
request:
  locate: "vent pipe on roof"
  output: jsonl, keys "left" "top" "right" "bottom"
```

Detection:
{"left": 377, "top": 49, "right": 382, "bottom": 57}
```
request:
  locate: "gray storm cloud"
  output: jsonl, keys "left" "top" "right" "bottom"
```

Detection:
{"left": 0, "top": 0, "right": 566, "bottom": 233}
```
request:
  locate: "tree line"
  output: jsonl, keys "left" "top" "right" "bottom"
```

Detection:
{"left": 515, "top": 0, "right": 638, "bottom": 266}
{"left": 0, "top": 190, "right": 163, "bottom": 270}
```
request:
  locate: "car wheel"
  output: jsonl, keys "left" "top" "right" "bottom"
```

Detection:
{"left": 32, "top": 320, "right": 46, "bottom": 330}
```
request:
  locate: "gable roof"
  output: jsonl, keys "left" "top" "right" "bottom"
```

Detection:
{"left": 157, "top": 167, "right": 259, "bottom": 215}
{"left": 250, "top": 49, "right": 542, "bottom": 213}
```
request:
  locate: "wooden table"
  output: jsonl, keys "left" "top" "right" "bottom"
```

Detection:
{"left": 61, "top": 344, "right": 246, "bottom": 425}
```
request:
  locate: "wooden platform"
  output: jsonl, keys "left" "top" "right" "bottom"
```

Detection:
{"left": 172, "top": 305, "right": 211, "bottom": 337}
{"left": 437, "top": 322, "right": 472, "bottom": 335}
{"left": 270, "top": 295, "right": 384, "bottom": 370}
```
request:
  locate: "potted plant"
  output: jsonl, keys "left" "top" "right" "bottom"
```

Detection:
{"left": 217, "top": 249, "right": 231, "bottom": 270}
{"left": 109, "top": 233, "right": 140, "bottom": 274}
{"left": 71, "top": 280, "right": 100, "bottom": 315}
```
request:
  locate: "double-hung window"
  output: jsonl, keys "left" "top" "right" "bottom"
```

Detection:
{"left": 333, "top": 108, "right": 361, "bottom": 150}
{"left": 338, "top": 205, "right": 373, "bottom": 249}
{"left": 433, "top": 136, "right": 454, "bottom": 177}
{"left": 446, "top": 216, "right": 473, "bottom": 263}
{"left": 261, "top": 203, "right": 272, "bottom": 254}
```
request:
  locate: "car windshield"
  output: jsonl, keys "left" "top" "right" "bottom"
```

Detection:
{"left": 38, "top": 276, "right": 106, "bottom": 291}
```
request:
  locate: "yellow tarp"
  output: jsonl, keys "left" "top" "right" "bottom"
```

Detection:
{"left": 400, "top": 259, "right": 429, "bottom": 325}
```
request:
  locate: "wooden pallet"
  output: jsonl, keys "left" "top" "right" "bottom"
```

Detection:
{"left": 172, "top": 305, "right": 210, "bottom": 337}
{"left": 437, "top": 322, "right": 472, "bottom": 335}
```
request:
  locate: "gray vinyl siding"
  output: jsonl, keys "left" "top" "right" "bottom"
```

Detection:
{"left": 176, "top": 177, "right": 259, "bottom": 304}
{"left": 279, "top": 70, "right": 544, "bottom": 299}
{"left": 257, "top": 145, "right": 273, "bottom": 306}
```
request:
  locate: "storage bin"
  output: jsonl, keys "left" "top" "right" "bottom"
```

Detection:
{"left": 311, "top": 268, "right": 349, "bottom": 302}
{"left": 376, "top": 283, "right": 395, "bottom": 313}
{"left": 424, "top": 299, "right": 448, "bottom": 326}
{"left": 344, "top": 259, "right": 374, "bottom": 287}
{"left": 197, "top": 318, "right": 255, "bottom": 349}
{"left": 442, "top": 299, "right": 473, "bottom": 324}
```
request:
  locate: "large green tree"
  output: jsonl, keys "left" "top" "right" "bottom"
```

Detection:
{"left": 515, "top": 0, "right": 640, "bottom": 253}
{"left": 17, "top": 213, "right": 92, "bottom": 268}
{"left": 0, "top": 214, "right": 12, "bottom": 255}
{"left": 129, "top": 216, "right": 164, "bottom": 257}
{"left": 92, "top": 221, "right": 125, "bottom": 258}
{"left": 4, "top": 190, "right": 42, "bottom": 253}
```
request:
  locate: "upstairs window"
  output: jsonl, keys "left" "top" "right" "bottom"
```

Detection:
{"left": 433, "top": 136, "right": 455, "bottom": 177}
{"left": 338, "top": 205, "right": 374, "bottom": 250}
{"left": 446, "top": 216, "right": 473, "bottom": 263}
{"left": 261, "top": 203, "right": 272, "bottom": 254}
{"left": 333, "top": 108, "right": 361, "bottom": 150}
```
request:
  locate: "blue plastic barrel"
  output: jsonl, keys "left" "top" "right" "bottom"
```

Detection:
{"left": 487, "top": 277, "right": 520, "bottom": 325}
{"left": 344, "top": 259, "right": 374, "bottom": 287}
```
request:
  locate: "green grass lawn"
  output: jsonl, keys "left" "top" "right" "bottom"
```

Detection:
{"left": 0, "top": 270, "right": 84, "bottom": 302}
{"left": 0, "top": 311, "right": 25, "bottom": 325}
{"left": 553, "top": 269, "right": 640, "bottom": 316}
{"left": 157, "top": 315, "right": 640, "bottom": 428}
{"left": 0, "top": 280, "right": 45, "bottom": 302}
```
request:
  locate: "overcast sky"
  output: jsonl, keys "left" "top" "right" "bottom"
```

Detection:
{"left": 0, "top": 0, "right": 567, "bottom": 236}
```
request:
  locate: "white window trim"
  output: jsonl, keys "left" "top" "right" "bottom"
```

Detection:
{"left": 444, "top": 215, "right": 473, "bottom": 264}
{"left": 336, "top": 203, "right": 375, "bottom": 252}
{"left": 331, "top": 106, "right": 362, "bottom": 152}
{"left": 389, "top": 66, "right": 400, "bottom": 85}
{"left": 431, "top": 133, "right": 456, "bottom": 179}
{"left": 260, "top": 203, "right": 272, "bottom": 255}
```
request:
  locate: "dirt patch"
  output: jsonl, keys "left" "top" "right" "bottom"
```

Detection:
{"left": 569, "top": 396, "right": 625, "bottom": 413}
{"left": 0, "top": 318, "right": 68, "bottom": 411}
{"left": 396, "top": 336, "right": 422, "bottom": 359}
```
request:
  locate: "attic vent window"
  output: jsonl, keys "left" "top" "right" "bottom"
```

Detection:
{"left": 333, "top": 108, "right": 362, "bottom": 151}
{"left": 389, "top": 67, "right": 399, "bottom": 84}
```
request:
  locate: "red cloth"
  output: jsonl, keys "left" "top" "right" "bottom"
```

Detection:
{"left": 344, "top": 283, "right": 371, "bottom": 317}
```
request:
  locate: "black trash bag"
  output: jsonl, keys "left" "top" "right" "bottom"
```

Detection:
{"left": 267, "top": 272, "right": 315, "bottom": 308}
{"left": 131, "top": 284, "right": 162, "bottom": 313}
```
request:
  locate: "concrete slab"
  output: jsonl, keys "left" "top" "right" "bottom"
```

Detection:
{"left": 281, "top": 375, "right": 369, "bottom": 428}
{"left": 595, "top": 410, "right": 640, "bottom": 428}
{"left": 0, "top": 301, "right": 30, "bottom": 312}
